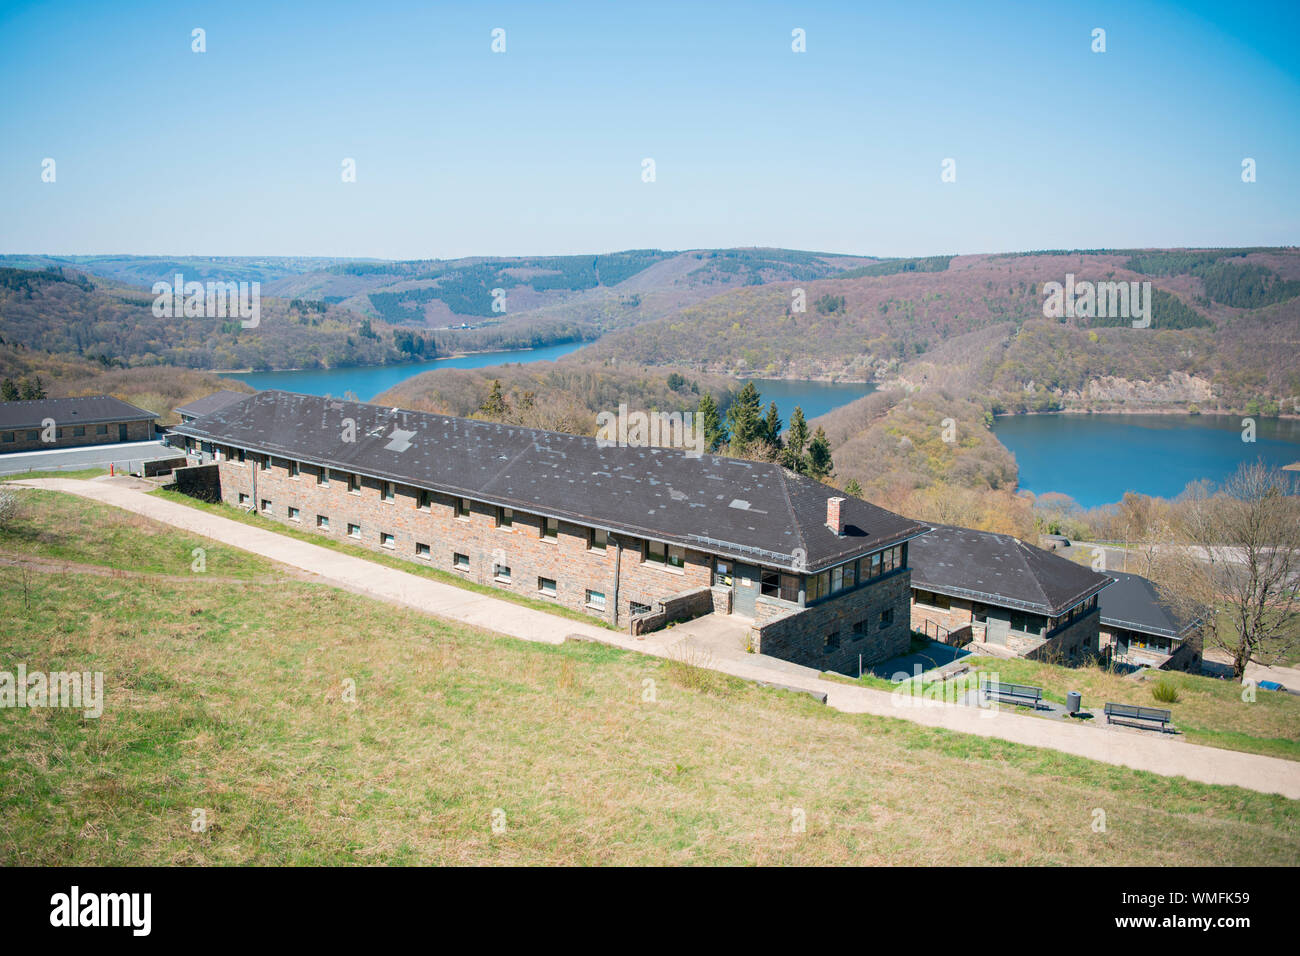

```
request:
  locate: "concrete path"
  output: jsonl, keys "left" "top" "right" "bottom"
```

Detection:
{"left": 13, "top": 478, "right": 1300, "bottom": 800}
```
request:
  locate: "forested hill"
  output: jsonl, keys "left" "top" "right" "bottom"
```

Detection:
{"left": 0, "top": 267, "right": 427, "bottom": 371}
{"left": 585, "top": 248, "right": 1300, "bottom": 415}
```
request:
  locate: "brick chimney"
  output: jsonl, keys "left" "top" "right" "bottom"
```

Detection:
{"left": 826, "top": 496, "right": 846, "bottom": 536}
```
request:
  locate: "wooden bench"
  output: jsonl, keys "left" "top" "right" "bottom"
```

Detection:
{"left": 981, "top": 680, "right": 1042, "bottom": 709}
{"left": 1104, "top": 702, "right": 1174, "bottom": 732}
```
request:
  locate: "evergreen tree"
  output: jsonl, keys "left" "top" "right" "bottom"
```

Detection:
{"left": 697, "top": 393, "right": 727, "bottom": 452}
{"left": 479, "top": 379, "right": 510, "bottom": 419}
{"left": 807, "top": 426, "right": 834, "bottom": 480}
{"left": 19, "top": 376, "right": 46, "bottom": 401}
{"left": 0, "top": 378, "right": 18, "bottom": 401}
{"left": 725, "top": 381, "right": 764, "bottom": 452}
{"left": 843, "top": 478, "right": 863, "bottom": 498}
{"left": 782, "top": 406, "right": 809, "bottom": 473}
{"left": 761, "top": 401, "right": 784, "bottom": 449}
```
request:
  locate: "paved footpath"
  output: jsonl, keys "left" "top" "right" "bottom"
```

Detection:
{"left": 15, "top": 478, "right": 1300, "bottom": 800}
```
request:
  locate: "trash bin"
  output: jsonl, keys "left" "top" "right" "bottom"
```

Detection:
{"left": 1066, "top": 691, "right": 1082, "bottom": 715}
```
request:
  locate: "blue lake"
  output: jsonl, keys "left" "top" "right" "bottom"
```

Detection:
{"left": 220, "top": 341, "right": 588, "bottom": 401}
{"left": 992, "top": 413, "right": 1300, "bottom": 508}
{"left": 221, "top": 345, "right": 876, "bottom": 423}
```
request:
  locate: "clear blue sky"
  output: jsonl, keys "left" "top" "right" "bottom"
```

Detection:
{"left": 1, "top": 0, "right": 1297, "bottom": 259}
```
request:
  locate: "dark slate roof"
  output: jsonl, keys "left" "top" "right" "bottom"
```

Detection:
{"left": 1098, "top": 570, "right": 1198, "bottom": 639}
{"left": 174, "top": 389, "right": 252, "bottom": 419}
{"left": 170, "top": 390, "right": 927, "bottom": 573}
{"left": 0, "top": 395, "right": 156, "bottom": 430}
{"left": 909, "top": 522, "right": 1111, "bottom": 616}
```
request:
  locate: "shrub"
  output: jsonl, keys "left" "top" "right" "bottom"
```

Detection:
{"left": 1151, "top": 679, "right": 1181, "bottom": 704}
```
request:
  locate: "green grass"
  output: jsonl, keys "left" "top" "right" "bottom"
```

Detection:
{"left": 1, "top": 467, "right": 108, "bottom": 482}
{"left": 2, "top": 492, "right": 1297, "bottom": 865}
{"left": 149, "top": 487, "right": 618, "bottom": 630}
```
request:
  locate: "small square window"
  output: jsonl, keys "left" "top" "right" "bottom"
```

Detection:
{"left": 317, "top": 515, "right": 330, "bottom": 530}
{"left": 288, "top": 506, "right": 301, "bottom": 521}
{"left": 380, "top": 532, "right": 395, "bottom": 549}
{"left": 538, "top": 577, "right": 557, "bottom": 597}
{"left": 454, "top": 498, "right": 471, "bottom": 520}
{"left": 260, "top": 499, "right": 272, "bottom": 513}
{"left": 879, "top": 608, "right": 895, "bottom": 628}
{"left": 494, "top": 563, "right": 512, "bottom": 583}
{"left": 496, "top": 506, "right": 513, "bottom": 528}
{"left": 589, "top": 528, "right": 607, "bottom": 551}
{"left": 541, "top": 517, "right": 558, "bottom": 540}
{"left": 96, "top": 425, "right": 108, "bottom": 436}
{"left": 585, "top": 589, "right": 606, "bottom": 611}
{"left": 415, "top": 542, "right": 430, "bottom": 558}
{"left": 73, "top": 426, "right": 85, "bottom": 437}
{"left": 0, "top": 432, "right": 12, "bottom": 443}
{"left": 348, "top": 523, "right": 361, "bottom": 539}
{"left": 453, "top": 552, "right": 470, "bottom": 571}
{"left": 238, "top": 493, "right": 249, "bottom": 506}
{"left": 852, "top": 620, "right": 867, "bottom": 639}
{"left": 824, "top": 631, "right": 841, "bottom": 652}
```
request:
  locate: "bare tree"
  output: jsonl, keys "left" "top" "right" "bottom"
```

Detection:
{"left": 1152, "top": 461, "right": 1300, "bottom": 681}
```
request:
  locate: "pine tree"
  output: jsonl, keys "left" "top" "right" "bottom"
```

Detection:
{"left": 807, "top": 426, "right": 834, "bottom": 480}
{"left": 697, "top": 393, "right": 727, "bottom": 451}
{"left": 725, "top": 381, "right": 763, "bottom": 452}
{"left": 844, "top": 478, "right": 863, "bottom": 498}
{"left": 782, "top": 406, "right": 809, "bottom": 473}
{"left": 761, "top": 402, "right": 783, "bottom": 449}
{"left": 0, "top": 379, "right": 18, "bottom": 402}
{"left": 479, "top": 379, "right": 510, "bottom": 419}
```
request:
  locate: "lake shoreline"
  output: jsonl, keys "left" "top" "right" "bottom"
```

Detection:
{"left": 210, "top": 338, "right": 591, "bottom": 375}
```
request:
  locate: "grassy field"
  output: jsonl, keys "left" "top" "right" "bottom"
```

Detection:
{"left": 149, "top": 487, "right": 617, "bottom": 630}
{"left": 1, "top": 468, "right": 108, "bottom": 482}
{"left": 0, "top": 488, "right": 1298, "bottom": 865}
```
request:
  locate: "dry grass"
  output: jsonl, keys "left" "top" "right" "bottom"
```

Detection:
{"left": 0, "top": 493, "right": 1297, "bottom": 866}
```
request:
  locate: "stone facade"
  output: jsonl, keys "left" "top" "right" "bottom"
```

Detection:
{"left": 752, "top": 569, "right": 912, "bottom": 675}
{"left": 1023, "top": 609, "right": 1101, "bottom": 664}
{"left": 0, "top": 418, "right": 153, "bottom": 454}
{"left": 628, "top": 586, "right": 714, "bottom": 636}
{"left": 210, "top": 453, "right": 713, "bottom": 626}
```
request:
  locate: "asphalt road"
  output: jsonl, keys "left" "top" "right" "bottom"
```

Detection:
{"left": 0, "top": 440, "right": 173, "bottom": 476}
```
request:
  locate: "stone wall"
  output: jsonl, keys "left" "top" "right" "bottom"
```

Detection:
{"left": 1024, "top": 609, "right": 1101, "bottom": 665}
{"left": 173, "top": 463, "right": 221, "bottom": 502}
{"left": 628, "top": 586, "right": 714, "bottom": 636}
{"left": 909, "top": 593, "right": 974, "bottom": 640}
{"left": 0, "top": 418, "right": 153, "bottom": 454}
{"left": 752, "top": 570, "right": 912, "bottom": 675}
{"left": 209, "top": 455, "right": 713, "bottom": 626}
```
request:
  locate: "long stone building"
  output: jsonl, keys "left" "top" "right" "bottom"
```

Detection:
{"left": 170, "top": 390, "right": 929, "bottom": 673}
{"left": 0, "top": 395, "right": 156, "bottom": 453}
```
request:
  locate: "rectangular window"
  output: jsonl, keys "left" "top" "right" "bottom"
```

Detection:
{"left": 418, "top": 490, "right": 432, "bottom": 512}
{"left": 869, "top": 552, "right": 882, "bottom": 578}
{"left": 380, "top": 532, "right": 395, "bottom": 549}
{"left": 589, "top": 528, "right": 607, "bottom": 551}
{"left": 852, "top": 620, "right": 867, "bottom": 640}
{"left": 236, "top": 448, "right": 246, "bottom": 464}
{"left": 883, "top": 547, "right": 898, "bottom": 573}
{"left": 915, "top": 590, "right": 951, "bottom": 611}
{"left": 714, "top": 560, "right": 733, "bottom": 587}
{"left": 538, "top": 577, "right": 557, "bottom": 597}
{"left": 0, "top": 432, "right": 12, "bottom": 443}
{"left": 348, "top": 473, "right": 360, "bottom": 495}
{"left": 96, "top": 425, "right": 109, "bottom": 436}
{"left": 586, "top": 589, "right": 606, "bottom": 611}
{"left": 824, "top": 631, "right": 841, "bottom": 652}
{"left": 317, "top": 515, "right": 330, "bottom": 530}
{"left": 415, "top": 542, "right": 430, "bottom": 558}
{"left": 496, "top": 506, "right": 512, "bottom": 528}
{"left": 381, "top": 481, "right": 394, "bottom": 502}
{"left": 630, "top": 601, "right": 652, "bottom": 616}
{"left": 288, "top": 460, "right": 300, "bottom": 478}
{"left": 644, "top": 541, "right": 683, "bottom": 567}
{"left": 260, "top": 499, "right": 272, "bottom": 513}
{"left": 831, "top": 566, "right": 844, "bottom": 593}
{"left": 761, "top": 569, "right": 781, "bottom": 598}
{"left": 238, "top": 493, "right": 249, "bottom": 506}
{"left": 454, "top": 498, "right": 471, "bottom": 520}
{"left": 879, "top": 607, "right": 895, "bottom": 628}
{"left": 842, "top": 563, "right": 856, "bottom": 589}
{"left": 494, "top": 563, "right": 512, "bottom": 583}
{"left": 348, "top": 523, "right": 361, "bottom": 539}
{"left": 317, "top": 467, "right": 329, "bottom": 486}
{"left": 453, "top": 552, "right": 469, "bottom": 570}
{"left": 806, "top": 572, "right": 829, "bottom": 602}
{"left": 541, "top": 516, "right": 558, "bottom": 540}
{"left": 73, "top": 426, "right": 85, "bottom": 437}
{"left": 26, "top": 431, "right": 38, "bottom": 442}
{"left": 288, "top": 506, "right": 301, "bottom": 521}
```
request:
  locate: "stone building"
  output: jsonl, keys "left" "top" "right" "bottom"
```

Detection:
{"left": 1097, "top": 570, "right": 1203, "bottom": 672}
{"left": 0, "top": 395, "right": 156, "bottom": 453}
{"left": 908, "top": 523, "right": 1113, "bottom": 665}
{"left": 170, "top": 390, "right": 929, "bottom": 674}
